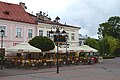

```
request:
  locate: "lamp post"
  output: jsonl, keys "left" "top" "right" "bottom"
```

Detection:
{"left": 66, "top": 35, "right": 68, "bottom": 56}
{"left": 0, "top": 30, "right": 4, "bottom": 70}
{"left": 65, "top": 35, "right": 69, "bottom": 66}
{"left": 49, "top": 16, "right": 67, "bottom": 73}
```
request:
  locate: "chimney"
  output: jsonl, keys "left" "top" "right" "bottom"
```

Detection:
{"left": 19, "top": 2, "right": 27, "bottom": 9}
{"left": 36, "top": 13, "right": 39, "bottom": 18}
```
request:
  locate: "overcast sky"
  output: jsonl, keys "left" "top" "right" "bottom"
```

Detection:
{"left": 1, "top": 0, "right": 120, "bottom": 38}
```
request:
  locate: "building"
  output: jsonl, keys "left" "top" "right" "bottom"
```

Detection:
{"left": 79, "top": 34, "right": 88, "bottom": 45}
{"left": 0, "top": 1, "right": 80, "bottom": 49}
{"left": 30, "top": 11, "right": 80, "bottom": 47}
{"left": 0, "top": 1, "right": 36, "bottom": 48}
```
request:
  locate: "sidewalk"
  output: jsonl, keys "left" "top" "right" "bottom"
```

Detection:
{"left": 0, "top": 64, "right": 120, "bottom": 80}
{"left": 0, "top": 59, "right": 120, "bottom": 80}
{"left": 0, "top": 65, "right": 96, "bottom": 77}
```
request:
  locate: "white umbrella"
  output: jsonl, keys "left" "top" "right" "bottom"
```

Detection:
{"left": 80, "top": 45, "right": 98, "bottom": 52}
{"left": 61, "top": 46, "right": 83, "bottom": 52}
{"left": 48, "top": 46, "right": 66, "bottom": 53}
{"left": 6, "top": 42, "right": 41, "bottom": 53}
{"left": 61, "top": 45, "right": 98, "bottom": 53}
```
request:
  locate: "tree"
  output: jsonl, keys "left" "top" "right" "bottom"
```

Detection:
{"left": 98, "top": 16, "right": 120, "bottom": 55}
{"left": 84, "top": 37, "right": 99, "bottom": 50}
{"left": 107, "top": 36, "right": 119, "bottom": 55}
{"left": 98, "top": 16, "right": 120, "bottom": 39}
{"left": 29, "top": 36, "right": 55, "bottom": 52}
{"left": 98, "top": 35, "right": 119, "bottom": 56}
{"left": 98, "top": 38, "right": 107, "bottom": 56}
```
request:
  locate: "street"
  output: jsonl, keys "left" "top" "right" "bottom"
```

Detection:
{"left": 0, "top": 58, "right": 120, "bottom": 80}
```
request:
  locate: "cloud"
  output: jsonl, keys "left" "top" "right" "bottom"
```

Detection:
{"left": 59, "top": 0, "right": 120, "bottom": 38}
{"left": 1, "top": 0, "right": 120, "bottom": 38}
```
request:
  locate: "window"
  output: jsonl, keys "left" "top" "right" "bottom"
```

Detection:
{"left": 67, "top": 33, "right": 69, "bottom": 40}
{"left": 28, "top": 29, "right": 33, "bottom": 38}
{"left": 16, "top": 28, "right": 22, "bottom": 37}
{"left": 71, "top": 33, "right": 75, "bottom": 40}
{"left": 39, "top": 30, "right": 43, "bottom": 36}
{"left": 47, "top": 31, "right": 50, "bottom": 37}
{"left": 0, "top": 26, "right": 6, "bottom": 36}
{"left": 79, "top": 41, "right": 82, "bottom": 45}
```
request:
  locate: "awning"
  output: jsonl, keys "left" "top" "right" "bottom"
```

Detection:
{"left": 6, "top": 42, "right": 41, "bottom": 53}
{"left": 61, "top": 46, "right": 82, "bottom": 52}
{"left": 61, "top": 45, "right": 98, "bottom": 53}
{"left": 46, "top": 46, "right": 66, "bottom": 53}
{"left": 79, "top": 45, "right": 98, "bottom": 52}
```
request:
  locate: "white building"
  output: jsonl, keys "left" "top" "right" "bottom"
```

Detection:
{"left": 0, "top": 1, "right": 81, "bottom": 50}
{"left": 30, "top": 12, "right": 80, "bottom": 47}
{"left": 79, "top": 34, "right": 88, "bottom": 45}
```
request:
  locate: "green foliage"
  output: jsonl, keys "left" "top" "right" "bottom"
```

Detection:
{"left": 103, "top": 55, "right": 115, "bottom": 59}
{"left": 106, "top": 36, "right": 118, "bottom": 53}
{"left": 29, "top": 36, "right": 55, "bottom": 52}
{"left": 98, "top": 16, "right": 120, "bottom": 56}
{"left": 84, "top": 37, "right": 99, "bottom": 50}
{"left": 98, "top": 36, "right": 119, "bottom": 56}
{"left": 98, "top": 16, "right": 120, "bottom": 39}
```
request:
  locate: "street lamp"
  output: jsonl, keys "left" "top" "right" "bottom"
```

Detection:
{"left": 0, "top": 30, "right": 4, "bottom": 70}
{"left": 65, "top": 34, "right": 69, "bottom": 66}
{"left": 1, "top": 30, "right": 4, "bottom": 49}
{"left": 65, "top": 35, "right": 68, "bottom": 56}
{"left": 49, "top": 16, "right": 67, "bottom": 73}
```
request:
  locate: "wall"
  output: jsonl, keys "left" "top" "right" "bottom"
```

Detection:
{"left": 0, "top": 19, "right": 36, "bottom": 48}
{"left": 37, "top": 23, "right": 80, "bottom": 47}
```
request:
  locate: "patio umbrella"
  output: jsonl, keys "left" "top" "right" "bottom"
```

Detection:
{"left": 80, "top": 45, "right": 98, "bottom": 52}
{"left": 6, "top": 42, "right": 41, "bottom": 53}
{"left": 48, "top": 46, "right": 66, "bottom": 53}
{"left": 61, "top": 46, "right": 83, "bottom": 52}
{"left": 61, "top": 45, "right": 98, "bottom": 53}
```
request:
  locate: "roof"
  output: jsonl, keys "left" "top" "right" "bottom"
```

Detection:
{"left": 0, "top": 1, "right": 36, "bottom": 24}
{"left": 61, "top": 24, "right": 80, "bottom": 29}
{"left": 29, "top": 13, "right": 80, "bottom": 29}
{"left": 40, "top": 20, "right": 80, "bottom": 29}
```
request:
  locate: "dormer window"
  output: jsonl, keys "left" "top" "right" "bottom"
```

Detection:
{"left": 3, "top": 11, "right": 10, "bottom": 15}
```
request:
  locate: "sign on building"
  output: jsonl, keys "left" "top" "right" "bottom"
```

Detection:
{"left": 54, "top": 35, "right": 66, "bottom": 43}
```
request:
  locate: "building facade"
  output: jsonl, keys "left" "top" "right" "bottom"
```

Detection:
{"left": 79, "top": 34, "right": 88, "bottom": 45}
{"left": 37, "top": 23, "right": 80, "bottom": 47}
{"left": 0, "top": 1, "right": 36, "bottom": 48}
{"left": 31, "top": 12, "right": 80, "bottom": 47}
{"left": 0, "top": 1, "right": 80, "bottom": 50}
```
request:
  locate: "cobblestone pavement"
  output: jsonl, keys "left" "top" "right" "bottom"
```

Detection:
{"left": 0, "top": 58, "right": 120, "bottom": 80}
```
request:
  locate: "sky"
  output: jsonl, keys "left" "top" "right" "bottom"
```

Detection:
{"left": 0, "top": 0, "right": 120, "bottom": 39}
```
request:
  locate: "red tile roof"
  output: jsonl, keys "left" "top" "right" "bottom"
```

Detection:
{"left": 29, "top": 13, "right": 80, "bottom": 29}
{"left": 0, "top": 1, "right": 36, "bottom": 24}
